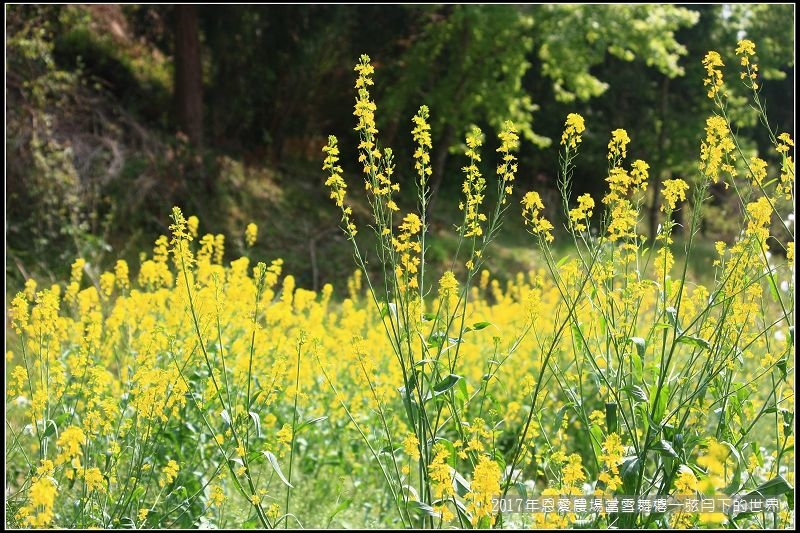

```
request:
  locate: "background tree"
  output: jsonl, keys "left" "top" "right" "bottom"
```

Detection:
{"left": 173, "top": 5, "right": 203, "bottom": 147}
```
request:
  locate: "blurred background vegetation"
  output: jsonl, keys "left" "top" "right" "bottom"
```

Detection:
{"left": 6, "top": 4, "right": 794, "bottom": 291}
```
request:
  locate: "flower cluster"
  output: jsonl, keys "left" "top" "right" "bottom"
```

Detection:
{"left": 561, "top": 113, "right": 586, "bottom": 149}
{"left": 661, "top": 178, "right": 689, "bottom": 212}
{"left": 521, "top": 191, "right": 554, "bottom": 242}
{"left": 735, "top": 39, "right": 758, "bottom": 90}
{"left": 411, "top": 105, "right": 432, "bottom": 184}
{"left": 496, "top": 120, "right": 520, "bottom": 201}
{"left": 699, "top": 115, "right": 736, "bottom": 184}
{"left": 702, "top": 51, "right": 725, "bottom": 99}
{"left": 323, "top": 135, "right": 357, "bottom": 237}
{"left": 465, "top": 455, "right": 502, "bottom": 526}
{"left": 569, "top": 193, "right": 595, "bottom": 232}
{"left": 392, "top": 213, "right": 422, "bottom": 289}
{"left": 460, "top": 126, "right": 487, "bottom": 238}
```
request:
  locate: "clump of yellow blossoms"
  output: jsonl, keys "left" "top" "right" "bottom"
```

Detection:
{"left": 597, "top": 433, "right": 625, "bottom": 493}
{"left": 521, "top": 191, "right": 554, "bottom": 243}
{"left": 428, "top": 443, "right": 455, "bottom": 499}
{"left": 569, "top": 193, "right": 595, "bottom": 232}
{"left": 702, "top": 51, "right": 725, "bottom": 99}
{"left": 438, "top": 270, "right": 459, "bottom": 308}
{"left": 735, "top": 38, "right": 758, "bottom": 90}
{"left": 561, "top": 113, "right": 585, "bottom": 148}
{"left": 699, "top": 116, "right": 736, "bottom": 184}
{"left": 403, "top": 433, "right": 420, "bottom": 461}
{"left": 661, "top": 178, "right": 689, "bottom": 212}
{"left": 245, "top": 223, "right": 258, "bottom": 247}
{"left": 465, "top": 455, "right": 502, "bottom": 526}
{"left": 497, "top": 120, "right": 519, "bottom": 201}
{"left": 460, "top": 126, "right": 487, "bottom": 238}
{"left": 323, "top": 135, "right": 357, "bottom": 237}
{"left": 608, "top": 128, "right": 631, "bottom": 162}
{"left": 411, "top": 105, "right": 432, "bottom": 183}
{"left": 160, "top": 459, "right": 180, "bottom": 488}
{"left": 393, "top": 213, "right": 422, "bottom": 289}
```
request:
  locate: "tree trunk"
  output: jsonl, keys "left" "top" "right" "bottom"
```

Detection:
{"left": 174, "top": 5, "right": 203, "bottom": 147}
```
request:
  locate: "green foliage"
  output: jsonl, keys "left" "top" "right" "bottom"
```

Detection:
{"left": 535, "top": 5, "right": 699, "bottom": 102}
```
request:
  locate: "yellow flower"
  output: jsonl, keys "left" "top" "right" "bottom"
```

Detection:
{"left": 496, "top": 121, "right": 519, "bottom": 202}
{"left": 674, "top": 467, "right": 698, "bottom": 494}
{"left": 83, "top": 467, "right": 105, "bottom": 493}
{"left": 699, "top": 115, "right": 736, "bottom": 184}
{"left": 461, "top": 126, "right": 487, "bottom": 238}
{"left": 138, "top": 508, "right": 149, "bottom": 522}
{"left": 187, "top": 215, "right": 199, "bottom": 237}
{"left": 702, "top": 51, "right": 725, "bottom": 99}
{"left": 56, "top": 426, "right": 86, "bottom": 466}
{"left": 661, "top": 179, "right": 689, "bottom": 211}
{"left": 99, "top": 271, "right": 116, "bottom": 297}
{"left": 160, "top": 459, "right": 180, "bottom": 488}
{"left": 392, "top": 213, "right": 423, "bottom": 289}
{"left": 521, "top": 191, "right": 554, "bottom": 243}
{"left": 277, "top": 424, "right": 293, "bottom": 446}
{"left": 608, "top": 129, "right": 631, "bottom": 162}
{"left": 412, "top": 105, "right": 432, "bottom": 184}
{"left": 209, "top": 484, "right": 225, "bottom": 506}
{"left": 466, "top": 456, "right": 502, "bottom": 526}
{"left": 562, "top": 453, "right": 586, "bottom": 487}
{"left": 561, "top": 113, "right": 586, "bottom": 148}
{"left": 21, "top": 463, "right": 58, "bottom": 527}
{"left": 428, "top": 444, "right": 454, "bottom": 498}
{"left": 749, "top": 156, "right": 768, "bottom": 187}
{"left": 735, "top": 39, "right": 758, "bottom": 88}
{"left": 114, "top": 259, "right": 129, "bottom": 290}
{"left": 403, "top": 433, "right": 420, "bottom": 461}
{"left": 438, "top": 271, "right": 459, "bottom": 307}
{"left": 245, "top": 223, "right": 258, "bottom": 247}
{"left": 569, "top": 193, "right": 595, "bottom": 231}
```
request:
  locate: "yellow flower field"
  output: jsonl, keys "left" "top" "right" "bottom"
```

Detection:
{"left": 5, "top": 40, "right": 794, "bottom": 529}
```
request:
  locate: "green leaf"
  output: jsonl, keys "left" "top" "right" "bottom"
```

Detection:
{"left": 464, "top": 321, "right": 491, "bottom": 333}
{"left": 628, "top": 337, "right": 646, "bottom": 358}
{"left": 622, "top": 385, "right": 649, "bottom": 404}
{"left": 677, "top": 335, "right": 710, "bottom": 350}
{"left": 767, "top": 274, "right": 780, "bottom": 302}
{"left": 651, "top": 440, "right": 678, "bottom": 458}
{"left": 572, "top": 323, "right": 585, "bottom": 352}
{"left": 605, "top": 402, "right": 618, "bottom": 435}
{"left": 721, "top": 441, "right": 743, "bottom": 496}
{"left": 743, "top": 475, "right": 793, "bottom": 498}
{"left": 665, "top": 306, "right": 680, "bottom": 332}
{"left": 589, "top": 424, "right": 604, "bottom": 463}
{"left": 404, "top": 499, "right": 437, "bottom": 520}
{"left": 454, "top": 377, "right": 468, "bottom": 409}
{"left": 326, "top": 498, "right": 352, "bottom": 527}
{"left": 264, "top": 451, "right": 293, "bottom": 488}
{"left": 43, "top": 420, "right": 57, "bottom": 439}
{"left": 651, "top": 385, "right": 669, "bottom": 425}
{"left": 296, "top": 416, "right": 328, "bottom": 434}
{"left": 433, "top": 374, "right": 463, "bottom": 395}
{"left": 620, "top": 456, "right": 640, "bottom": 494}
{"left": 248, "top": 411, "right": 261, "bottom": 438}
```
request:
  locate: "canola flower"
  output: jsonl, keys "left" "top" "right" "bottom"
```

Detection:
{"left": 561, "top": 113, "right": 586, "bottom": 148}
{"left": 7, "top": 41, "right": 795, "bottom": 530}
{"left": 460, "top": 126, "right": 487, "bottom": 238}
{"left": 521, "top": 191, "right": 554, "bottom": 242}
